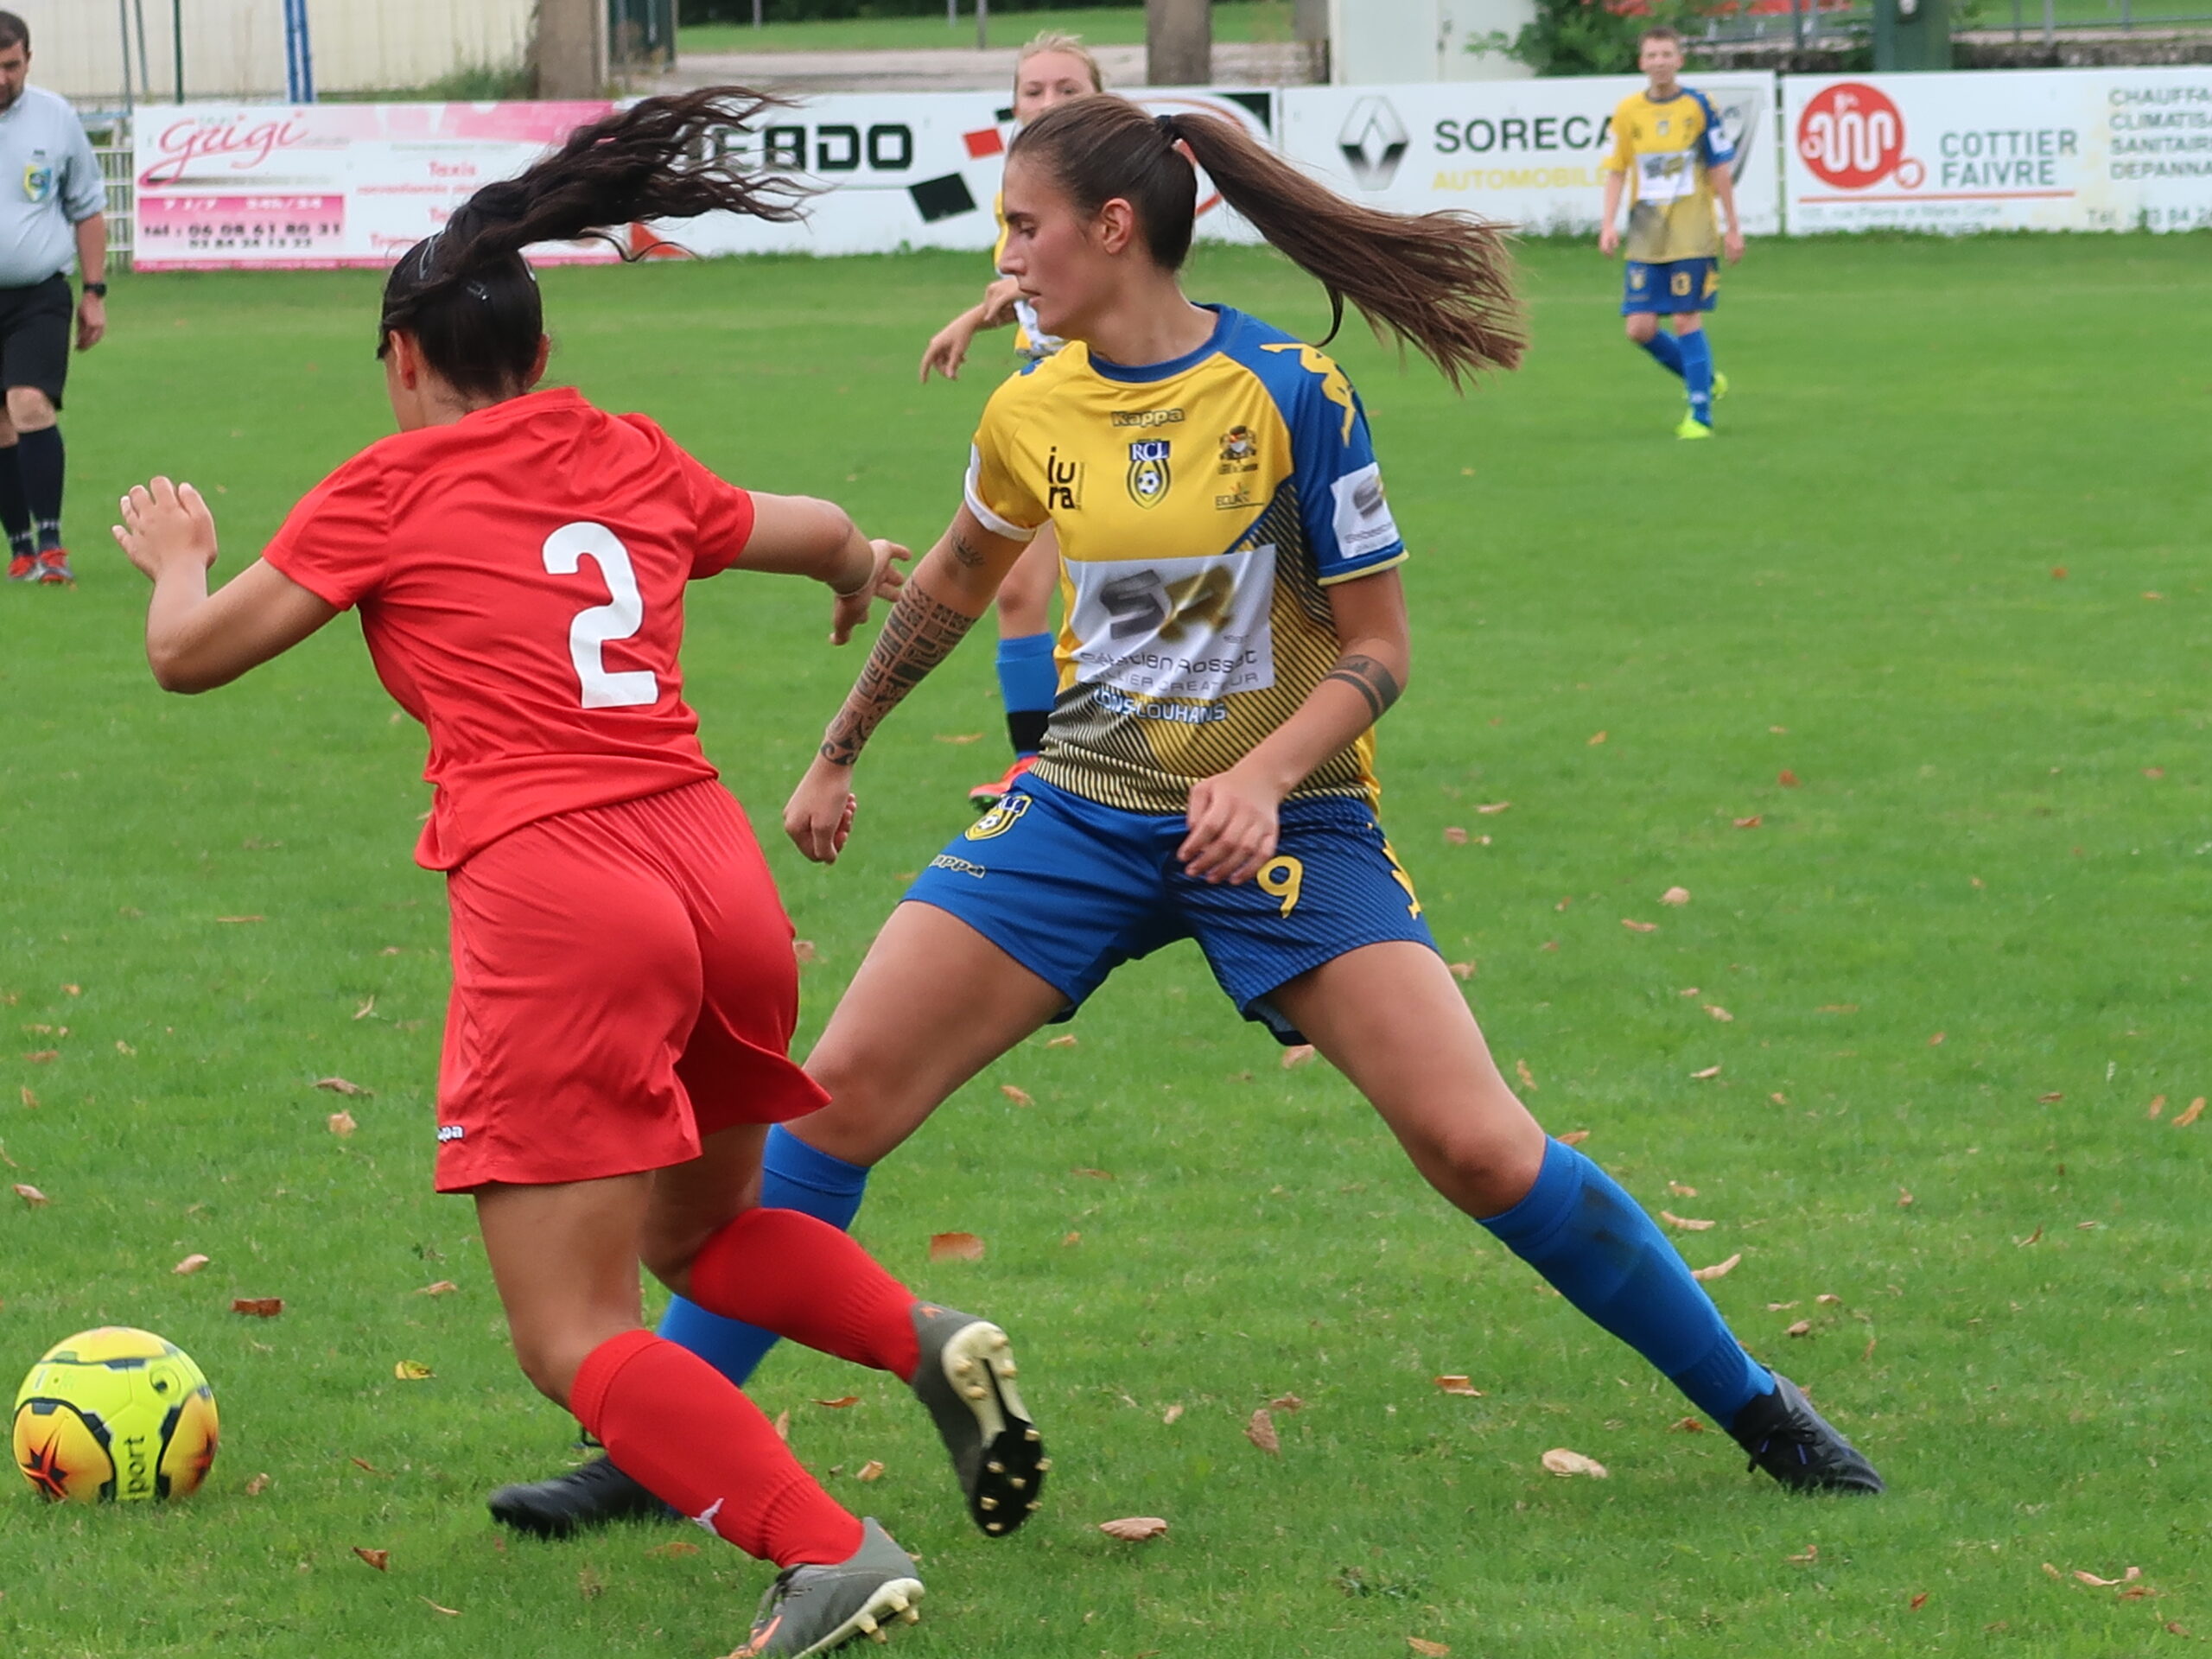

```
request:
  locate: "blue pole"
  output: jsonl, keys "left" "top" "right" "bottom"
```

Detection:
{"left": 283, "top": 0, "right": 315, "bottom": 103}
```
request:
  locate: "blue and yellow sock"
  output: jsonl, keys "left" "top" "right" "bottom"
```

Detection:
{"left": 1478, "top": 1138, "right": 1773, "bottom": 1430}
{"left": 995, "top": 632, "right": 1056, "bottom": 760}
{"left": 1678, "top": 330, "right": 1715, "bottom": 428}
{"left": 1637, "top": 331, "right": 1686, "bottom": 378}
{"left": 655, "top": 1126, "right": 873, "bottom": 1388}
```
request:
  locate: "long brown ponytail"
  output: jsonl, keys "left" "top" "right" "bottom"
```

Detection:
{"left": 1011, "top": 97, "right": 1524, "bottom": 385}
{"left": 378, "top": 88, "right": 806, "bottom": 398}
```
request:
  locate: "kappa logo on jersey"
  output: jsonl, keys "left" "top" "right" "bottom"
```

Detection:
{"left": 436, "top": 1125, "right": 466, "bottom": 1143}
{"left": 1045, "top": 445, "right": 1084, "bottom": 512}
{"left": 1111, "top": 408, "right": 1184, "bottom": 428}
{"left": 1126, "top": 440, "right": 1173, "bottom": 508}
{"left": 965, "top": 794, "right": 1034, "bottom": 842}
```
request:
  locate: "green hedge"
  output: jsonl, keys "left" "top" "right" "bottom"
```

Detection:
{"left": 680, "top": 0, "right": 1141, "bottom": 21}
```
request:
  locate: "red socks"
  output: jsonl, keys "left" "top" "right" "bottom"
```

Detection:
{"left": 687, "top": 1207, "right": 921, "bottom": 1382}
{"left": 571, "top": 1329, "right": 860, "bottom": 1567}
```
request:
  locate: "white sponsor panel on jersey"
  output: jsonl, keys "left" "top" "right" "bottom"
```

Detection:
{"left": 1331, "top": 464, "right": 1402, "bottom": 563}
{"left": 1784, "top": 69, "right": 2212, "bottom": 233}
{"left": 1279, "top": 76, "right": 1783, "bottom": 237}
{"left": 1066, "top": 547, "right": 1278, "bottom": 706}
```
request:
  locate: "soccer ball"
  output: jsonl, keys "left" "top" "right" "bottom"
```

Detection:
{"left": 12, "top": 1326, "right": 219, "bottom": 1503}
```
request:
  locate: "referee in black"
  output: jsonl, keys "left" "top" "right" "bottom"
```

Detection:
{"left": 0, "top": 11, "right": 106, "bottom": 585}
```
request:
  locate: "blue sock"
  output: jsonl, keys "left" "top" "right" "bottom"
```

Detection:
{"left": 1478, "top": 1138, "right": 1772, "bottom": 1430}
{"left": 1637, "top": 331, "right": 1686, "bottom": 378}
{"left": 654, "top": 1126, "right": 872, "bottom": 1388}
{"left": 1678, "top": 329, "right": 1714, "bottom": 427}
{"left": 995, "top": 632, "right": 1056, "bottom": 759}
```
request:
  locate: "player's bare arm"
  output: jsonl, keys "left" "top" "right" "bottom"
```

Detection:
{"left": 1598, "top": 169, "right": 1625, "bottom": 258}
{"left": 73, "top": 212, "right": 105, "bottom": 350}
{"left": 1712, "top": 165, "right": 1745, "bottom": 264}
{"left": 1179, "top": 569, "right": 1412, "bottom": 887}
{"left": 738, "top": 492, "right": 908, "bottom": 644}
{"left": 113, "top": 476, "right": 337, "bottom": 692}
{"left": 785, "top": 507, "right": 1027, "bottom": 861}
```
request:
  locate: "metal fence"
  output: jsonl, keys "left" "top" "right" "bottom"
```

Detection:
{"left": 92, "top": 119, "right": 136, "bottom": 273}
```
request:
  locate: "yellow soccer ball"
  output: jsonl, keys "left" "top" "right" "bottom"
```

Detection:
{"left": 12, "top": 1326, "right": 219, "bottom": 1503}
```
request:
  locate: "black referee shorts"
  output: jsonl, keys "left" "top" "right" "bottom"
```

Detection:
{"left": 0, "top": 273, "right": 73, "bottom": 410}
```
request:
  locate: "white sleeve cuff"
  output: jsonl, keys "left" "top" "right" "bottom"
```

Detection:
{"left": 962, "top": 474, "right": 1039, "bottom": 543}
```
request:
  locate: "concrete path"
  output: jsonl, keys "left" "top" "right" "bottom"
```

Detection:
{"left": 646, "top": 40, "right": 1318, "bottom": 95}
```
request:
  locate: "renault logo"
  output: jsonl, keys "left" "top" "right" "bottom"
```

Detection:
{"left": 1337, "top": 96, "right": 1409, "bottom": 189}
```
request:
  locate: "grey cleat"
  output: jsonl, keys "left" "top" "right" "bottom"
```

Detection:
{"left": 738, "top": 1516, "right": 924, "bottom": 1656}
{"left": 1731, "top": 1373, "right": 1885, "bottom": 1494}
{"left": 908, "top": 1301, "right": 1046, "bottom": 1538}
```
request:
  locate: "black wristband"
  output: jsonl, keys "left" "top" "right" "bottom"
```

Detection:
{"left": 82, "top": 281, "right": 107, "bottom": 297}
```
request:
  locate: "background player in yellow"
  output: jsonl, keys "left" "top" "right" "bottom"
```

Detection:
{"left": 918, "top": 33, "right": 1101, "bottom": 808}
{"left": 1599, "top": 26, "right": 1744, "bottom": 439}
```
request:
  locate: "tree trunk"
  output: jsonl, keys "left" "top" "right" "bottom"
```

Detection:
{"left": 1145, "top": 0, "right": 1212, "bottom": 86}
{"left": 537, "top": 0, "right": 607, "bottom": 99}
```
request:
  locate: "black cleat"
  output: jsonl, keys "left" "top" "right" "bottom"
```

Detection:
{"left": 739, "top": 1516, "right": 924, "bottom": 1656}
{"left": 486, "top": 1452, "right": 674, "bottom": 1537}
{"left": 1730, "top": 1374, "right": 1885, "bottom": 1494}
{"left": 908, "top": 1301, "right": 1046, "bottom": 1537}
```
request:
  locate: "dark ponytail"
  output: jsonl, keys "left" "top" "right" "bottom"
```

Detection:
{"left": 378, "top": 88, "right": 805, "bottom": 399}
{"left": 1012, "top": 97, "right": 1524, "bottom": 386}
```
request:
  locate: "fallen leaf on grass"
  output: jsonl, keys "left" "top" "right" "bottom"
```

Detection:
{"left": 1786, "top": 1320, "right": 1813, "bottom": 1338}
{"left": 772, "top": 1410, "right": 791, "bottom": 1441}
{"left": 1245, "top": 1408, "right": 1281, "bottom": 1455}
{"left": 1929, "top": 1032, "right": 1946, "bottom": 1046}
{"left": 350, "top": 1458, "right": 388, "bottom": 1476}
{"left": 1409, "top": 1640, "right": 1452, "bottom": 1657}
{"left": 422, "top": 1599, "right": 461, "bottom": 1617}
{"left": 2015, "top": 1226, "right": 2043, "bottom": 1247}
{"left": 1098, "top": 1516, "right": 1169, "bottom": 1541}
{"left": 1910, "top": 1592, "right": 1929, "bottom": 1611}
{"left": 1071, "top": 1166, "right": 1115, "bottom": 1180}
{"left": 1733, "top": 816, "right": 1762, "bottom": 829}
{"left": 1706, "top": 1005, "right": 1733, "bottom": 1022}
{"left": 1557, "top": 1128, "right": 1590, "bottom": 1147}
{"left": 646, "top": 1541, "right": 702, "bottom": 1560}
{"left": 114, "top": 1040, "right": 137, "bottom": 1056}
{"left": 314, "top": 1077, "right": 371, "bottom": 1097}
{"left": 14, "top": 1183, "right": 48, "bottom": 1207}
{"left": 1268, "top": 1395, "right": 1306, "bottom": 1413}
{"left": 2043, "top": 1563, "right": 2064, "bottom": 1580}
{"left": 1476, "top": 801, "right": 1512, "bottom": 816}
{"left": 18, "top": 1086, "right": 35, "bottom": 1107}
{"left": 2037, "top": 1091, "right": 2064, "bottom": 1103}
{"left": 353, "top": 996, "right": 377, "bottom": 1021}
{"left": 933, "top": 732, "right": 986, "bottom": 745}
{"left": 1692, "top": 1254, "right": 1742, "bottom": 1281}
{"left": 1777, "top": 770, "right": 1801, "bottom": 788}
{"left": 232, "top": 1298, "right": 283, "bottom": 1317}
{"left": 1690, "top": 1065, "right": 1722, "bottom": 1081}
{"left": 1816, "top": 1294, "right": 1842, "bottom": 1306}
{"left": 1788, "top": 1545, "right": 1819, "bottom": 1566}
{"left": 1442, "top": 826, "right": 1471, "bottom": 847}
{"left": 215, "top": 915, "right": 265, "bottom": 925}
{"left": 999, "top": 1085, "right": 1033, "bottom": 1107}
{"left": 22, "top": 1051, "right": 56, "bottom": 1064}
{"left": 174, "top": 1253, "right": 211, "bottom": 1275}
{"left": 1447, "top": 962, "right": 1475, "bottom": 981}
{"left": 2073, "top": 1567, "right": 2143, "bottom": 1587}
{"left": 2176, "top": 1097, "right": 2205, "bottom": 1128}
{"left": 1817, "top": 1004, "right": 1859, "bottom": 1015}
{"left": 245, "top": 1472, "right": 271, "bottom": 1496}
{"left": 1621, "top": 918, "right": 1658, "bottom": 933}
{"left": 394, "top": 1360, "right": 433, "bottom": 1380}
{"left": 1588, "top": 730, "right": 1607, "bottom": 746}
{"left": 353, "top": 1548, "right": 390, "bottom": 1572}
{"left": 856, "top": 1460, "right": 886, "bottom": 1483}
{"left": 327, "top": 1110, "right": 357, "bottom": 1138}
{"left": 1516, "top": 1059, "right": 1537, "bottom": 1090}
{"left": 578, "top": 1566, "right": 604, "bottom": 1599}
{"left": 1660, "top": 887, "right": 1691, "bottom": 906}
{"left": 1281, "top": 1045, "right": 1316, "bottom": 1069}
{"left": 416, "top": 1281, "right": 458, "bottom": 1296}
{"left": 813, "top": 1395, "right": 861, "bottom": 1410}
{"left": 1661, "top": 1211, "right": 1715, "bottom": 1232}
{"left": 2075, "top": 1219, "right": 2101, "bottom": 1231}
{"left": 1062, "top": 1230, "right": 1081, "bottom": 1246}
{"left": 1669, "top": 1416, "right": 1705, "bottom": 1433}
{"left": 1669, "top": 1181, "right": 1699, "bottom": 1197}
{"left": 1046, "top": 1034, "right": 1078, "bottom": 1048}
{"left": 1897, "top": 1187, "right": 1916, "bottom": 1208}
{"left": 1862, "top": 1337, "right": 1877, "bottom": 1362}
{"left": 1768, "top": 1301, "right": 1801, "bottom": 1312}
{"left": 929, "top": 1232, "right": 984, "bottom": 1262}
{"left": 2146, "top": 1096, "right": 2166, "bottom": 1119}
{"left": 1162, "top": 1403, "right": 1184, "bottom": 1425}
{"left": 1540, "top": 1448, "right": 1607, "bottom": 1478}
{"left": 792, "top": 940, "right": 818, "bottom": 964}
{"left": 1433, "top": 1376, "right": 1484, "bottom": 1396}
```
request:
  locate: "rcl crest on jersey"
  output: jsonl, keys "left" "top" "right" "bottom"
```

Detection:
{"left": 1126, "top": 440, "right": 1172, "bottom": 509}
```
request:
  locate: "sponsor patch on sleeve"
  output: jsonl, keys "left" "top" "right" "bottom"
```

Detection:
{"left": 1331, "top": 463, "right": 1401, "bottom": 562}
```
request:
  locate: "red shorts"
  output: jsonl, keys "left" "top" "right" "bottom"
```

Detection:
{"left": 434, "top": 779, "right": 828, "bottom": 1192}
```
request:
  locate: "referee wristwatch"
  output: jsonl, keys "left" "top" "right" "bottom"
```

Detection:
{"left": 82, "top": 282, "right": 108, "bottom": 297}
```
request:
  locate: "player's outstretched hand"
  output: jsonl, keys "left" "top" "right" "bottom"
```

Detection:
{"left": 785, "top": 755, "right": 859, "bottom": 865}
{"left": 1179, "top": 766, "right": 1284, "bottom": 887}
{"left": 1598, "top": 225, "right": 1620, "bottom": 258}
{"left": 1724, "top": 228, "right": 1745, "bottom": 265}
{"left": 920, "top": 315, "right": 980, "bottom": 384}
{"left": 113, "top": 477, "right": 218, "bottom": 582}
{"left": 830, "top": 539, "right": 910, "bottom": 645}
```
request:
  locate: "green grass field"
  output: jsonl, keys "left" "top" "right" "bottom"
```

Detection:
{"left": 677, "top": 3, "right": 1300, "bottom": 55}
{"left": 2, "top": 232, "right": 2208, "bottom": 1656}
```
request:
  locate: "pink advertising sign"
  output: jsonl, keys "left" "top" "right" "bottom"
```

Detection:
{"left": 133, "top": 103, "right": 622, "bottom": 270}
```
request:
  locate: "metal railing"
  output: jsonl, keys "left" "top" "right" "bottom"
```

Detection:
{"left": 92, "top": 118, "right": 136, "bottom": 272}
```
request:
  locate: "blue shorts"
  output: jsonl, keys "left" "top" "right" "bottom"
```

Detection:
{"left": 902, "top": 777, "right": 1438, "bottom": 1044}
{"left": 1623, "top": 257, "right": 1719, "bottom": 315}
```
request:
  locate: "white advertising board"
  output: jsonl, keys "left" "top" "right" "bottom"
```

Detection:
{"left": 655, "top": 88, "right": 1280, "bottom": 259}
{"left": 1279, "top": 75, "right": 1783, "bottom": 237}
{"left": 131, "top": 102, "right": 625, "bottom": 270}
{"left": 1784, "top": 69, "right": 2212, "bottom": 233}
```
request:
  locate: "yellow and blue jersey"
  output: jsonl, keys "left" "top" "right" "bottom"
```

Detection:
{"left": 1603, "top": 88, "right": 1734, "bottom": 264}
{"left": 990, "top": 193, "right": 1063, "bottom": 361}
{"left": 963, "top": 304, "right": 1406, "bottom": 816}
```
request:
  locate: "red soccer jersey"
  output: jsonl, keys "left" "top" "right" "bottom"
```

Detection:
{"left": 264, "top": 386, "right": 757, "bottom": 870}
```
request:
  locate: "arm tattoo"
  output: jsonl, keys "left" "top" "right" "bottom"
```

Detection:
{"left": 949, "top": 531, "right": 988, "bottom": 569}
{"left": 1321, "top": 653, "right": 1402, "bottom": 725}
{"left": 817, "top": 580, "right": 980, "bottom": 766}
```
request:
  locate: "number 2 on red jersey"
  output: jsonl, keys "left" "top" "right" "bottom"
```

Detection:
{"left": 542, "top": 521, "right": 660, "bottom": 709}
